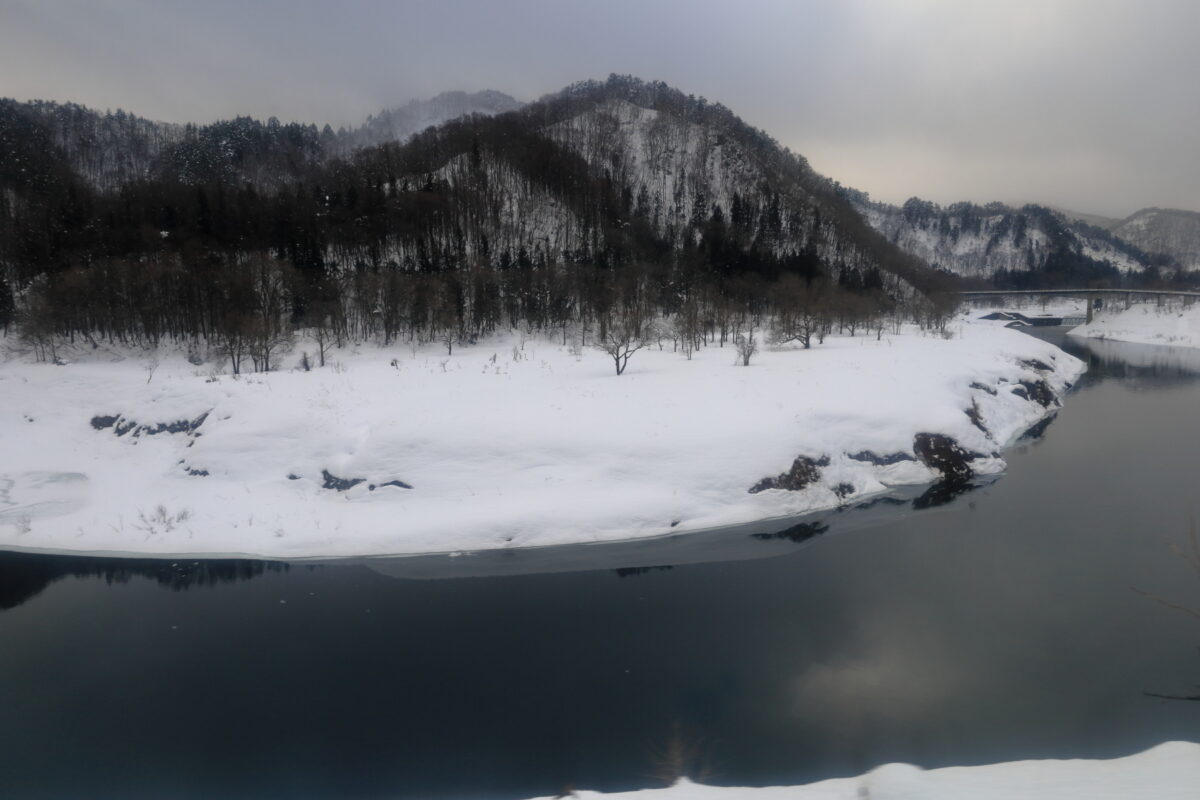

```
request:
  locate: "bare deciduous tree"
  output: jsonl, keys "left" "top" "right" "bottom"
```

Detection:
{"left": 768, "top": 276, "right": 825, "bottom": 349}
{"left": 735, "top": 329, "right": 757, "bottom": 366}
{"left": 597, "top": 307, "right": 653, "bottom": 376}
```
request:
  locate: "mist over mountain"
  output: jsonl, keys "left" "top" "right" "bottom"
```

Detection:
{"left": 335, "top": 90, "right": 523, "bottom": 153}
{"left": 1108, "top": 208, "right": 1200, "bottom": 271}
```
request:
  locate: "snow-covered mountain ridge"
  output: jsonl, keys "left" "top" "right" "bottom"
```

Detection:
{"left": 1109, "top": 207, "right": 1200, "bottom": 270}
{"left": 846, "top": 191, "right": 1160, "bottom": 281}
{"left": 0, "top": 90, "right": 522, "bottom": 191}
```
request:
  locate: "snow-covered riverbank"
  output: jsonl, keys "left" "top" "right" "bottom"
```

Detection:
{"left": 0, "top": 318, "right": 1083, "bottom": 558}
{"left": 525, "top": 741, "right": 1200, "bottom": 800}
{"left": 1071, "top": 300, "right": 1200, "bottom": 348}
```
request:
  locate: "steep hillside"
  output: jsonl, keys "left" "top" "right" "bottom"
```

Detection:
{"left": 846, "top": 192, "right": 1163, "bottom": 286}
{"left": 1110, "top": 207, "right": 1200, "bottom": 270}
{"left": 521, "top": 77, "right": 945, "bottom": 295}
{"left": 1, "top": 100, "right": 183, "bottom": 191}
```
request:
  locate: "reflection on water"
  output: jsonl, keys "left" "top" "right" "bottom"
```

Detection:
{"left": 0, "top": 550, "right": 287, "bottom": 611}
{"left": 911, "top": 478, "right": 980, "bottom": 509}
{"left": 1, "top": 327, "right": 1199, "bottom": 799}
{"left": 751, "top": 520, "right": 829, "bottom": 543}
{"left": 1058, "top": 332, "right": 1200, "bottom": 384}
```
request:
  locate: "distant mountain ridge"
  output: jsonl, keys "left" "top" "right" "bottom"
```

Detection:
{"left": 1031, "top": 205, "right": 1200, "bottom": 273}
{"left": 0, "top": 90, "right": 523, "bottom": 192}
{"left": 0, "top": 74, "right": 956, "bottom": 310}
{"left": 4, "top": 74, "right": 1190, "bottom": 304}
{"left": 1108, "top": 207, "right": 1200, "bottom": 271}
{"left": 844, "top": 190, "right": 1183, "bottom": 286}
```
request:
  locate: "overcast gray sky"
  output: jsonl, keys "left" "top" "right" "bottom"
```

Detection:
{"left": 2, "top": 0, "right": 1197, "bottom": 217}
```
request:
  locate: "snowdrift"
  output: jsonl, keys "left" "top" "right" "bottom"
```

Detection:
{"left": 0, "top": 319, "right": 1083, "bottom": 558}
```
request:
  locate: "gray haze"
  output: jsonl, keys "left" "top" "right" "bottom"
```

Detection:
{"left": 2, "top": 0, "right": 1197, "bottom": 217}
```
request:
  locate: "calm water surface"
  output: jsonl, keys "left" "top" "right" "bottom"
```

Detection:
{"left": 1, "top": 331, "right": 1199, "bottom": 799}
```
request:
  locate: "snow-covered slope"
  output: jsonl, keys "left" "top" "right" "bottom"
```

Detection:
{"left": 536, "top": 93, "right": 926, "bottom": 296}
{"left": 1070, "top": 299, "right": 1200, "bottom": 348}
{"left": 547, "top": 99, "right": 807, "bottom": 245}
{"left": 0, "top": 319, "right": 1082, "bottom": 559}
{"left": 849, "top": 194, "right": 1154, "bottom": 278}
{"left": 524, "top": 741, "right": 1200, "bottom": 800}
{"left": 1110, "top": 207, "right": 1200, "bottom": 271}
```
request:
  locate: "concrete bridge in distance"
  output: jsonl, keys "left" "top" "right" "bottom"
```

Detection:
{"left": 958, "top": 288, "right": 1200, "bottom": 324}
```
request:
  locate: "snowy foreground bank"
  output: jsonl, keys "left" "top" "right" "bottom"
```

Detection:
{"left": 526, "top": 742, "right": 1200, "bottom": 800}
{"left": 1071, "top": 300, "right": 1200, "bottom": 348}
{"left": 0, "top": 318, "right": 1082, "bottom": 558}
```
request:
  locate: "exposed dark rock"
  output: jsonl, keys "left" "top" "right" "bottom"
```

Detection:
{"left": 752, "top": 520, "right": 829, "bottom": 543}
{"left": 1020, "top": 358, "right": 1054, "bottom": 372}
{"left": 964, "top": 400, "right": 991, "bottom": 438}
{"left": 913, "top": 433, "right": 983, "bottom": 484}
{"left": 185, "top": 467, "right": 209, "bottom": 477}
{"left": 847, "top": 450, "right": 914, "bottom": 465}
{"left": 93, "top": 411, "right": 210, "bottom": 438}
{"left": 368, "top": 480, "right": 413, "bottom": 491}
{"left": 287, "top": 473, "right": 301, "bottom": 481}
{"left": 321, "top": 470, "right": 365, "bottom": 492}
{"left": 1013, "top": 379, "right": 1057, "bottom": 407}
{"left": 832, "top": 482, "right": 855, "bottom": 499}
{"left": 748, "top": 455, "right": 829, "bottom": 494}
{"left": 969, "top": 381, "right": 998, "bottom": 396}
{"left": 1019, "top": 414, "right": 1057, "bottom": 442}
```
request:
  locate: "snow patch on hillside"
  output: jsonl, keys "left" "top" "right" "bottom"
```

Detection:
{"left": 0, "top": 319, "right": 1082, "bottom": 559}
{"left": 524, "top": 741, "right": 1200, "bottom": 800}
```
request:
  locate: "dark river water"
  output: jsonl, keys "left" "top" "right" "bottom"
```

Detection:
{"left": 2, "top": 330, "right": 1199, "bottom": 799}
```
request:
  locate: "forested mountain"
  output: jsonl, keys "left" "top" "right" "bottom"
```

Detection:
{"left": 0, "top": 75, "right": 959, "bottom": 368}
{"left": 1, "top": 90, "right": 523, "bottom": 194}
{"left": 1108, "top": 208, "right": 1200, "bottom": 271}
{"left": 845, "top": 191, "right": 1186, "bottom": 289}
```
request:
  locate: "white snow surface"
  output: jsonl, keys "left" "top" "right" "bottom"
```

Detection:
{"left": 525, "top": 741, "right": 1200, "bottom": 800}
{"left": 1071, "top": 300, "right": 1200, "bottom": 349}
{"left": 0, "top": 319, "right": 1082, "bottom": 559}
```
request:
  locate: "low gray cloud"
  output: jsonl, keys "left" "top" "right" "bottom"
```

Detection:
{"left": 1, "top": 0, "right": 1196, "bottom": 217}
